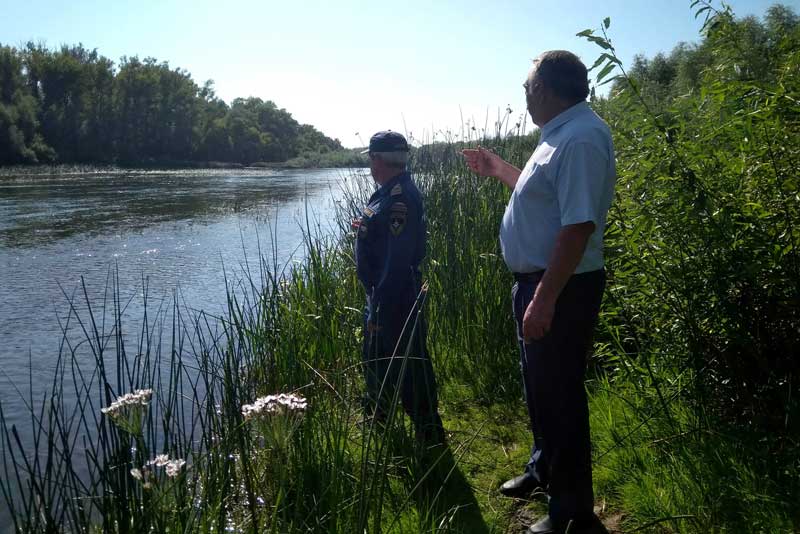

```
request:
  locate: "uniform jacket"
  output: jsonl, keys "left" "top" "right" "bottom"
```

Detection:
{"left": 355, "top": 171, "right": 425, "bottom": 323}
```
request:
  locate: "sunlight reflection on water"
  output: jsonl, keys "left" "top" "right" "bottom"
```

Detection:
{"left": 0, "top": 167, "right": 364, "bottom": 425}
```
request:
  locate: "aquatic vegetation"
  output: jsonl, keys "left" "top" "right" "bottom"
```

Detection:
{"left": 241, "top": 393, "right": 308, "bottom": 420}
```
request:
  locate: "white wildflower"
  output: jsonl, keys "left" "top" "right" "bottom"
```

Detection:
{"left": 138, "top": 455, "right": 187, "bottom": 479}
{"left": 165, "top": 459, "right": 186, "bottom": 478}
{"left": 101, "top": 389, "right": 154, "bottom": 417}
{"left": 147, "top": 454, "right": 170, "bottom": 467}
{"left": 130, "top": 468, "right": 143, "bottom": 480}
{"left": 241, "top": 393, "right": 308, "bottom": 421}
{"left": 278, "top": 279, "right": 291, "bottom": 294}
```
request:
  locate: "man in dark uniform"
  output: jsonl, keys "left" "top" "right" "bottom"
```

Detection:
{"left": 354, "top": 130, "right": 444, "bottom": 443}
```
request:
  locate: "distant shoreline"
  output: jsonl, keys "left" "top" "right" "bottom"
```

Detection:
{"left": 0, "top": 161, "right": 368, "bottom": 178}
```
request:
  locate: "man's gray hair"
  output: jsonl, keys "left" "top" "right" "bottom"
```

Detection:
{"left": 372, "top": 151, "right": 408, "bottom": 169}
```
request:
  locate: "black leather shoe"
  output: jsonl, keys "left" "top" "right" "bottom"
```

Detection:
{"left": 498, "top": 472, "right": 545, "bottom": 497}
{"left": 527, "top": 514, "right": 609, "bottom": 534}
{"left": 527, "top": 515, "right": 559, "bottom": 534}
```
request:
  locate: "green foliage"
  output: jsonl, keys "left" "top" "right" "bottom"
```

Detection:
{"left": 591, "top": 382, "right": 798, "bottom": 532}
{"left": 412, "top": 145, "right": 522, "bottom": 401}
{"left": 283, "top": 147, "right": 368, "bottom": 169}
{"left": 0, "top": 45, "right": 55, "bottom": 164}
{"left": 0, "top": 44, "right": 342, "bottom": 166}
{"left": 579, "top": 0, "right": 800, "bottom": 481}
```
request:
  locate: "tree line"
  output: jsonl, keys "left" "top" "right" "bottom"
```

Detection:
{"left": 611, "top": 3, "right": 798, "bottom": 105}
{"left": 0, "top": 43, "right": 347, "bottom": 166}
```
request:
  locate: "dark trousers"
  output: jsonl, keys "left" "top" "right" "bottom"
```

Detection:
{"left": 512, "top": 269, "right": 605, "bottom": 524}
{"left": 362, "top": 291, "right": 442, "bottom": 434}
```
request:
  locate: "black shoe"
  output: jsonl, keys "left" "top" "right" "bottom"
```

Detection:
{"left": 527, "top": 515, "right": 559, "bottom": 534}
{"left": 498, "top": 472, "right": 546, "bottom": 498}
{"left": 527, "top": 514, "right": 609, "bottom": 534}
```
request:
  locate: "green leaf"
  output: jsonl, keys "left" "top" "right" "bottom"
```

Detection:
{"left": 596, "top": 62, "right": 617, "bottom": 82}
{"left": 576, "top": 29, "right": 594, "bottom": 37}
{"left": 589, "top": 53, "right": 622, "bottom": 72}
{"left": 587, "top": 35, "right": 613, "bottom": 50}
{"left": 603, "top": 17, "right": 611, "bottom": 29}
{"left": 694, "top": 5, "right": 710, "bottom": 19}
{"left": 589, "top": 54, "right": 608, "bottom": 72}
{"left": 600, "top": 74, "right": 624, "bottom": 86}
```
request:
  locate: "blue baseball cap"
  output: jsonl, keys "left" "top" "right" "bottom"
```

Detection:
{"left": 360, "top": 131, "right": 410, "bottom": 154}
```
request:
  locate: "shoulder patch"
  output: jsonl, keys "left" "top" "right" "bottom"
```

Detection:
{"left": 389, "top": 202, "right": 407, "bottom": 236}
{"left": 390, "top": 184, "right": 403, "bottom": 196}
{"left": 363, "top": 206, "right": 375, "bottom": 217}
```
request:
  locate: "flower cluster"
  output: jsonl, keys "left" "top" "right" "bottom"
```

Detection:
{"left": 167, "top": 459, "right": 186, "bottom": 478}
{"left": 241, "top": 393, "right": 307, "bottom": 421}
{"left": 101, "top": 389, "right": 153, "bottom": 434}
{"left": 130, "top": 454, "right": 187, "bottom": 485}
{"left": 278, "top": 278, "right": 291, "bottom": 294}
{"left": 101, "top": 389, "right": 153, "bottom": 418}
{"left": 147, "top": 454, "right": 187, "bottom": 477}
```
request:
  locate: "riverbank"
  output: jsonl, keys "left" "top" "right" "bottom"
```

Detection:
{"left": 0, "top": 156, "right": 368, "bottom": 178}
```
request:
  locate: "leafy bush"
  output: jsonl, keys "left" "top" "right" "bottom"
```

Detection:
{"left": 583, "top": 1, "right": 800, "bottom": 434}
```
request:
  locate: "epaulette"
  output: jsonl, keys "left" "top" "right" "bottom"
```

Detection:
{"left": 390, "top": 184, "right": 402, "bottom": 196}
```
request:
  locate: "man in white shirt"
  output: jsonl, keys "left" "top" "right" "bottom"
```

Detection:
{"left": 463, "top": 50, "right": 615, "bottom": 534}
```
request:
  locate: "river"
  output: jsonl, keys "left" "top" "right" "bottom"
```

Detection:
{"left": 0, "top": 166, "right": 364, "bottom": 448}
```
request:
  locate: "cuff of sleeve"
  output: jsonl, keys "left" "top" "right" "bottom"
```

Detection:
{"left": 560, "top": 215, "right": 599, "bottom": 229}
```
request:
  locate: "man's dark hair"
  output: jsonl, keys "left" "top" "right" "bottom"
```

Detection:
{"left": 533, "top": 50, "right": 590, "bottom": 103}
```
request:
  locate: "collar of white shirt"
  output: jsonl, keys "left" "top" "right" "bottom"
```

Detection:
{"left": 539, "top": 101, "right": 590, "bottom": 140}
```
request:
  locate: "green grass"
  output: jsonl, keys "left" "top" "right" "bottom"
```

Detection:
{"left": 590, "top": 379, "right": 799, "bottom": 533}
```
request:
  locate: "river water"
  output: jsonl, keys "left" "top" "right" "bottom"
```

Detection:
{"left": 0, "top": 167, "right": 363, "bottom": 443}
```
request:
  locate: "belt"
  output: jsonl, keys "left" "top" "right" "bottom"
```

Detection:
{"left": 512, "top": 271, "right": 545, "bottom": 283}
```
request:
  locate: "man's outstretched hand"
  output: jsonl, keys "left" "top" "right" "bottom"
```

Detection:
{"left": 462, "top": 147, "right": 521, "bottom": 189}
{"left": 462, "top": 147, "right": 505, "bottom": 177}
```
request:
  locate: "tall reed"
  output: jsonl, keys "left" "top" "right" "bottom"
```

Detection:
{"left": 0, "top": 170, "right": 491, "bottom": 533}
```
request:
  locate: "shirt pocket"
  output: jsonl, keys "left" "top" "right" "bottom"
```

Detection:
{"left": 518, "top": 143, "right": 556, "bottom": 197}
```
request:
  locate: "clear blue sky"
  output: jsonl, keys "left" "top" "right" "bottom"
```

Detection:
{"left": 1, "top": 0, "right": 793, "bottom": 147}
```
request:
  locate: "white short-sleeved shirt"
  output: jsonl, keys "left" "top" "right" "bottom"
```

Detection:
{"left": 500, "top": 101, "right": 616, "bottom": 274}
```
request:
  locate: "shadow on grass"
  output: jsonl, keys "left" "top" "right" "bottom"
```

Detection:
{"left": 409, "top": 443, "right": 491, "bottom": 533}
